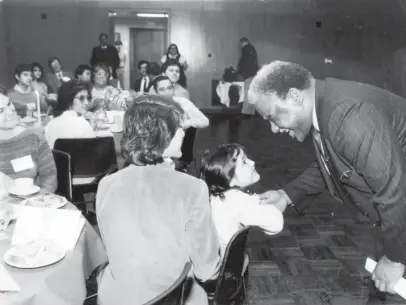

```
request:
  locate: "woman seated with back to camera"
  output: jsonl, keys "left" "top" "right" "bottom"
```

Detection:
{"left": 151, "top": 75, "right": 209, "bottom": 129}
{"left": 0, "top": 86, "right": 56, "bottom": 192}
{"left": 96, "top": 95, "right": 220, "bottom": 305}
{"left": 45, "top": 80, "right": 95, "bottom": 149}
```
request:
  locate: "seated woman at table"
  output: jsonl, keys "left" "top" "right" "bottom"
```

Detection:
{"left": 0, "top": 87, "right": 57, "bottom": 192}
{"left": 45, "top": 81, "right": 95, "bottom": 149}
{"left": 86, "top": 63, "right": 137, "bottom": 112}
{"left": 152, "top": 75, "right": 209, "bottom": 129}
{"left": 96, "top": 95, "right": 220, "bottom": 305}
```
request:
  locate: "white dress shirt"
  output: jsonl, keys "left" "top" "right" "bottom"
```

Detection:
{"left": 140, "top": 77, "right": 149, "bottom": 93}
{"left": 210, "top": 189, "right": 284, "bottom": 256}
{"left": 45, "top": 110, "right": 95, "bottom": 149}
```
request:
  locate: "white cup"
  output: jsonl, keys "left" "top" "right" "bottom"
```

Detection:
{"left": 114, "top": 115, "right": 123, "bottom": 130}
{"left": 14, "top": 178, "right": 34, "bottom": 191}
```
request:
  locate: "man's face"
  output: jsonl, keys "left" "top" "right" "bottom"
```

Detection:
{"left": 16, "top": 71, "right": 32, "bottom": 87}
{"left": 255, "top": 90, "right": 313, "bottom": 142}
{"left": 99, "top": 35, "right": 108, "bottom": 46}
{"left": 51, "top": 60, "right": 62, "bottom": 73}
{"left": 140, "top": 63, "right": 148, "bottom": 77}
{"left": 78, "top": 70, "right": 91, "bottom": 84}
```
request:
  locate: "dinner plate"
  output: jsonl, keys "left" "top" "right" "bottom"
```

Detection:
{"left": 9, "top": 186, "right": 40, "bottom": 197}
{"left": 4, "top": 240, "right": 66, "bottom": 269}
{"left": 22, "top": 193, "right": 68, "bottom": 209}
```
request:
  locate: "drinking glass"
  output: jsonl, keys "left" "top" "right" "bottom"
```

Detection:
{"left": 0, "top": 199, "right": 12, "bottom": 240}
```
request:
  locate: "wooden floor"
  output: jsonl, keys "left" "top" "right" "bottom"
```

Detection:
{"left": 88, "top": 115, "right": 406, "bottom": 305}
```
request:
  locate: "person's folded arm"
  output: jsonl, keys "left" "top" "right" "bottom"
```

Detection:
{"left": 331, "top": 101, "right": 406, "bottom": 264}
{"left": 184, "top": 180, "right": 221, "bottom": 281}
{"left": 175, "top": 97, "right": 209, "bottom": 128}
{"left": 283, "top": 161, "right": 326, "bottom": 209}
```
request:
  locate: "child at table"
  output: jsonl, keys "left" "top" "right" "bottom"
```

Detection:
{"left": 199, "top": 143, "right": 285, "bottom": 258}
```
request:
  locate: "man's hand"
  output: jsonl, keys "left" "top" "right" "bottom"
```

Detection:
{"left": 372, "top": 255, "right": 405, "bottom": 294}
{"left": 259, "top": 189, "right": 292, "bottom": 213}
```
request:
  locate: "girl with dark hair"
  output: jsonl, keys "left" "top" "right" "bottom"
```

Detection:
{"left": 96, "top": 95, "right": 220, "bottom": 305}
{"left": 161, "top": 43, "right": 188, "bottom": 88}
{"left": 200, "top": 143, "right": 284, "bottom": 257}
{"left": 160, "top": 59, "right": 190, "bottom": 98}
{"left": 45, "top": 81, "right": 95, "bottom": 148}
{"left": 31, "top": 62, "right": 48, "bottom": 96}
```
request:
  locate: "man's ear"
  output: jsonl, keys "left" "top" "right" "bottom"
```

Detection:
{"left": 288, "top": 88, "right": 304, "bottom": 107}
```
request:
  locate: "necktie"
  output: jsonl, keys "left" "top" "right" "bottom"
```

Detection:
{"left": 57, "top": 73, "right": 63, "bottom": 85}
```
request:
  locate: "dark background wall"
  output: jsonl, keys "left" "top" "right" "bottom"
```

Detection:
{"left": 1, "top": 0, "right": 406, "bottom": 108}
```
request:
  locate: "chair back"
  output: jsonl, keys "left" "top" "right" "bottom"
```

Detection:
{"left": 52, "top": 149, "right": 72, "bottom": 201}
{"left": 54, "top": 137, "right": 117, "bottom": 178}
{"left": 143, "top": 262, "right": 192, "bottom": 305}
{"left": 213, "top": 226, "right": 253, "bottom": 305}
{"left": 179, "top": 127, "right": 197, "bottom": 164}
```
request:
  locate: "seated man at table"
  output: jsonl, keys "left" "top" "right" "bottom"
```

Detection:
{"left": 8, "top": 64, "right": 48, "bottom": 117}
{"left": 45, "top": 81, "right": 95, "bottom": 149}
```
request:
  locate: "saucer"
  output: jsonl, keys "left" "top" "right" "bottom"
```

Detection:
{"left": 21, "top": 117, "right": 37, "bottom": 124}
{"left": 9, "top": 185, "right": 40, "bottom": 197}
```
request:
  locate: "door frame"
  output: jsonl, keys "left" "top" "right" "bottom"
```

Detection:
{"left": 130, "top": 27, "right": 168, "bottom": 88}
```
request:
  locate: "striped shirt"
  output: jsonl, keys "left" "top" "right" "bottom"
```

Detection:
{"left": 0, "top": 127, "right": 57, "bottom": 192}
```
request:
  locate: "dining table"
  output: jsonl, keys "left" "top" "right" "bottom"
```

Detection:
{"left": 0, "top": 201, "right": 108, "bottom": 305}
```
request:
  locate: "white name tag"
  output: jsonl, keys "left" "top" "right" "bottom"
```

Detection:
{"left": 11, "top": 155, "right": 35, "bottom": 173}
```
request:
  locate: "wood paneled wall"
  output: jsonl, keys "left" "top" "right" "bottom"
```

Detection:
{"left": 2, "top": 0, "right": 406, "bottom": 107}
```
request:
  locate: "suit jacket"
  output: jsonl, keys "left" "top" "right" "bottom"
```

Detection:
{"left": 237, "top": 44, "right": 258, "bottom": 80}
{"left": 90, "top": 45, "right": 120, "bottom": 71}
{"left": 45, "top": 71, "right": 73, "bottom": 94}
{"left": 284, "top": 78, "right": 406, "bottom": 264}
{"left": 133, "top": 76, "right": 150, "bottom": 93}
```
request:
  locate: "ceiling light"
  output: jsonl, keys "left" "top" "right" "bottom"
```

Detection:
{"left": 137, "top": 13, "right": 168, "bottom": 18}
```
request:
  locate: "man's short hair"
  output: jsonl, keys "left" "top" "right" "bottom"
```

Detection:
{"left": 240, "top": 37, "right": 249, "bottom": 43}
{"left": 138, "top": 60, "right": 150, "bottom": 69}
{"left": 248, "top": 61, "right": 313, "bottom": 104}
{"left": 99, "top": 32, "right": 108, "bottom": 40}
{"left": 14, "top": 63, "right": 31, "bottom": 81}
{"left": 48, "top": 57, "right": 61, "bottom": 69}
{"left": 74, "top": 64, "right": 92, "bottom": 79}
{"left": 147, "top": 62, "right": 161, "bottom": 77}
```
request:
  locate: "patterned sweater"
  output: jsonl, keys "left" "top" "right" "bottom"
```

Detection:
{"left": 0, "top": 128, "right": 57, "bottom": 192}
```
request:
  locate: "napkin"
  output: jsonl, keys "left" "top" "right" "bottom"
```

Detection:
{"left": 365, "top": 257, "right": 406, "bottom": 300}
{"left": 12, "top": 206, "right": 83, "bottom": 251}
{"left": 0, "top": 264, "right": 20, "bottom": 292}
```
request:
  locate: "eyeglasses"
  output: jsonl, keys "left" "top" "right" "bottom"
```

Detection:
{"left": 95, "top": 72, "right": 108, "bottom": 77}
{"left": 76, "top": 95, "right": 90, "bottom": 102}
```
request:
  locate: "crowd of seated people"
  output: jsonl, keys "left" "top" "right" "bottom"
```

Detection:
{"left": 0, "top": 34, "right": 288, "bottom": 305}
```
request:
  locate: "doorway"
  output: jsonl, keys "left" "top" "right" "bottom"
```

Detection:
{"left": 130, "top": 28, "right": 167, "bottom": 88}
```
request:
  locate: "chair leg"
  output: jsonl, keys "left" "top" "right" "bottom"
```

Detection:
{"left": 242, "top": 278, "right": 248, "bottom": 305}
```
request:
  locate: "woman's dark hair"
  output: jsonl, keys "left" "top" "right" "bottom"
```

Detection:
{"left": 152, "top": 75, "right": 172, "bottom": 92}
{"left": 121, "top": 95, "right": 184, "bottom": 166}
{"left": 92, "top": 63, "right": 111, "bottom": 84}
{"left": 166, "top": 43, "right": 179, "bottom": 56}
{"left": 161, "top": 59, "right": 187, "bottom": 88}
{"left": 31, "top": 62, "right": 44, "bottom": 81}
{"left": 74, "top": 64, "right": 92, "bottom": 79}
{"left": 53, "top": 81, "right": 90, "bottom": 117}
{"left": 199, "top": 143, "right": 246, "bottom": 199}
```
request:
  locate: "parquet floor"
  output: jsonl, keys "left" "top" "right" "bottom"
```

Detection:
{"left": 194, "top": 115, "right": 406, "bottom": 305}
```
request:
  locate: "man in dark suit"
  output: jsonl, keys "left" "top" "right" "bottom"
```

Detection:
{"left": 248, "top": 61, "right": 406, "bottom": 304}
{"left": 90, "top": 33, "right": 120, "bottom": 78}
{"left": 45, "top": 57, "right": 73, "bottom": 94}
{"left": 237, "top": 37, "right": 258, "bottom": 116}
{"left": 133, "top": 60, "right": 150, "bottom": 93}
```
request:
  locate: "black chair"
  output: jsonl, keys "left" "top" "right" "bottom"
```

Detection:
{"left": 206, "top": 226, "right": 253, "bottom": 305}
{"left": 52, "top": 149, "right": 72, "bottom": 202}
{"left": 53, "top": 137, "right": 118, "bottom": 214}
{"left": 143, "top": 261, "right": 192, "bottom": 305}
